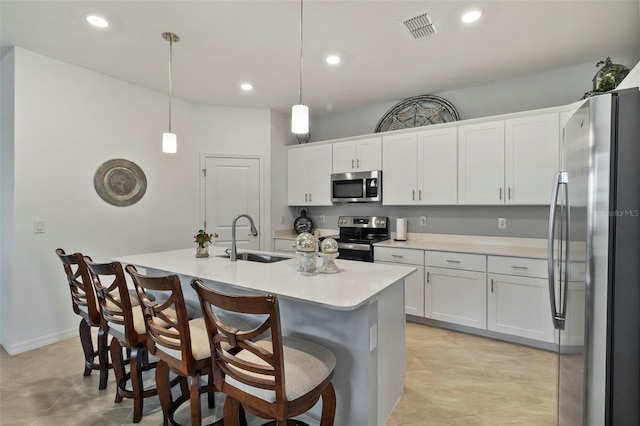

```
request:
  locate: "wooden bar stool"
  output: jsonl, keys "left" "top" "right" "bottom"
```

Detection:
{"left": 55, "top": 249, "right": 110, "bottom": 390}
{"left": 85, "top": 259, "right": 180, "bottom": 423}
{"left": 126, "top": 265, "right": 249, "bottom": 426}
{"left": 191, "top": 279, "right": 337, "bottom": 426}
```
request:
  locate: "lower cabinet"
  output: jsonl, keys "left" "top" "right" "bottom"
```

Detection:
{"left": 374, "top": 247, "right": 424, "bottom": 316}
{"left": 487, "top": 256, "right": 555, "bottom": 343}
{"left": 375, "top": 246, "right": 554, "bottom": 345}
{"left": 424, "top": 251, "right": 487, "bottom": 329}
{"left": 274, "top": 238, "right": 296, "bottom": 253}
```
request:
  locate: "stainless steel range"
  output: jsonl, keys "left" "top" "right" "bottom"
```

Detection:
{"left": 331, "top": 216, "right": 389, "bottom": 262}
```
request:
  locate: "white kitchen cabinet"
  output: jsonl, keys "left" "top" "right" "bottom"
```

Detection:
{"left": 374, "top": 246, "right": 424, "bottom": 317}
{"left": 487, "top": 256, "right": 555, "bottom": 343}
{"left": 505, "top": 113, "right": 560, "bottom": 204}
{"left": 458, "top": 113, "right": 560, "bottom": 205}
{"left": 458, "top": 120, "right": 505, "bottom": 205}
{"left": 382, "top": 127, "right": 457, "bottom": 205}
{"left": 332, "top": 136, "right": 382, "bottom": 173}
{"left": 274, "top": 238, "right": 296, "bottom": 253}
{"left": 382, "top": 132, "right": 418, "bottom": 204}
{"left": 424, "top": 251, "right": 487, "bottom": 329}
{"left": 287, "top": 144, "right": 333, "bottom": 206}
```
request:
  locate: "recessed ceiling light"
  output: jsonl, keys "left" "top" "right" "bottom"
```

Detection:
{"left": 86, "top": 15, "right": 109, "bottom": 28}
{"left": 326, "top": 55, "right": 341, "bottom": 65}
{"left": 240, "top": 83, "right": 254, "bottom": 91}
{"left": 461, "top": 10, "right": 482, "bottom": 24}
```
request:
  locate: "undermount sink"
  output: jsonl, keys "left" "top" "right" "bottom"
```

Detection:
{"left": 217, "top": 252, "right": 290, "bottom": 263}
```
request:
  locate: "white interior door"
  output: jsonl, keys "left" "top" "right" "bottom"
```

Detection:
{"left": 204, "top": 157, "right": 260, "bottom": 251}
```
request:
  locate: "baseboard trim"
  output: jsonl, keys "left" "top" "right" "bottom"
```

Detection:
{"left": 0, "top": 328, "right": 77, "bottom": 355}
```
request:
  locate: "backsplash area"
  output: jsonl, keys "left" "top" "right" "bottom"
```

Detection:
{"left": 292, "top": 205, "right": 549, "bottom": 239}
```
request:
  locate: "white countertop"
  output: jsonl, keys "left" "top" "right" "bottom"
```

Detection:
{"left": 376, "top": 233, "right": 549, "bottom": 259}
{"left": 114, "top": 247, "right": 416, "bottom": 311}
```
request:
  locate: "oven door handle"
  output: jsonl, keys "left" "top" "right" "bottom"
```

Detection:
{"left": 337, "top": 242, "right": 372, "bottom": 251}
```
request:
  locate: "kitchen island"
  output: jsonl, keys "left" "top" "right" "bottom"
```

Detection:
{"left": 114, "top": 247, "right": 416, "bottom": 426}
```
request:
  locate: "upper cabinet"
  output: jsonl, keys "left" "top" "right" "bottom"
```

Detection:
{"left": 332, "top": 136, "right": 382, "bottom": 173}
{"left": 458, "top": 121, "right": 506, "bottom": 205}
{"left": 382, "top": 127, "right": 457, "bottom": 205}
{"left": 505, "top": 113, "right": 560, "bottom": 204}
{"left": 287, "top": 144, "right": 333, "bottom": 206}
{"left": 458, "top": 113, "right": 559, "bottom": 205}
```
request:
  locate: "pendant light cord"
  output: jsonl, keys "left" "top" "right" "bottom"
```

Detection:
{"left": 298, "top": 0, "right": 303, "bottom": 105}
{"left": 168, "top": 36, "right": 173, "bottom": 133}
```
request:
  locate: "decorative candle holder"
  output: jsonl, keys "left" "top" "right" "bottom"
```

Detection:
{"left": 295, "top": 251, "right": 305, "bottom": 272}
{"left": 300, "top": 252, "right": 318, "bottom": 276}
{"left": 319, "top": 252, "right": 340, "bottom": 274}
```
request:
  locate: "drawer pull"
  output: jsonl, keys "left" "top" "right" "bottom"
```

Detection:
{"left": 391, "top": 254, "right": 404, "bottom": 259}
{"left": 426, "top": 271, "right": 430, "bottom": 283}
{"left": 511, "top": 266, "right": 529, "bottom": 270}
{"left": 446, "top": 259, "right": 461, "bottom": 264}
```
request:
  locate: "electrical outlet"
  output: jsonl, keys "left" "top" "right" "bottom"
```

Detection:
{"left": 319, "top": 215, "right": 325, "bottom": 223}
{"left": 280, "top": 215, "right": 285, "bottom": 224}
{"left": 419, "top": 216, "right": 427, "bottom": 226}
{"left": 33, "top": 220, "right": 46, "bottom": 234}
{"left": 369, "top": 324, "right": 378, "bottom": 352}
{"left": 498, "top": 218, "right": 507, "bottom": 229}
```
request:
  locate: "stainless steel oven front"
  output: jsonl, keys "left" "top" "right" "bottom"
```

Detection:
{"left": 331, "top": 170, "right": 381, "bottom": 203}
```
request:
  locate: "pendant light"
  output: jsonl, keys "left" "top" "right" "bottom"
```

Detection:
{"left": 291, "top": 0, "right": 309, "bottom": 134}
{"left": 162, "top": 32, "right": 180, "bottom": 153}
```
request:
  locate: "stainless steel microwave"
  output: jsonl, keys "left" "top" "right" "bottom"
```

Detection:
{"left": 331, "top": 170, "right": 382, "bottom": 203}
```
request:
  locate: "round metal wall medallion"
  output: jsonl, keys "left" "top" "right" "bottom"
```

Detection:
{"left": 375, "top": 94, "right": 460, "bottom": 133}
{"left": 94, "top": 159, "right": 147, "bottom": 207}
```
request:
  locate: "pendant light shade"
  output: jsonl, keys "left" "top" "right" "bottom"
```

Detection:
{"left": 162, "top": 132, "right": 177, "bottom": 153}
{"left": 162, "top": 32, "right": 179, "bottom": 153}
{"left": 292, "top": 104, "right": 309, "bottom": 134}
{"left": 291, "top": 0, "right": 309, "bottom": 134}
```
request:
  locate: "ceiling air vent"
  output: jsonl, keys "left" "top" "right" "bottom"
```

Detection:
{"left": 401, "top": 10, "right": 439, "bottom": 39}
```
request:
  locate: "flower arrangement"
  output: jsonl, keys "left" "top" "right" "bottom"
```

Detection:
{"left": 194, "top": 229, "right": 217, "bottom": 247}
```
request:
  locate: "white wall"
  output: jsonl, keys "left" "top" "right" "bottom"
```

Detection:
{"left": 1, "top": 49, "right": 16, "bottom": 343}
{"left": 0, "top": 48, "right": 283, "bottom": 354}
{"left": 310, "top": 50, "right": 640, "bottom": 141}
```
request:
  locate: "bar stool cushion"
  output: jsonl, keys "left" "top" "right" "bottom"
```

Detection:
{"left": 225, "top": 336, "right": 336, "bottom": 402}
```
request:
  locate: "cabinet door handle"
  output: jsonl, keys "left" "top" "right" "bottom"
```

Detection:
{"left": 391, "top": 254, "right": 403, "bottom": 259}
{"left": 446, "top": 259, "right": 461, "bottom": 264}
{"left": 491, "top": 279, "right": 494, "bottom": 293}
{"left": 511, "top": 265, "right": 529, "bottom": 270}
{"left": 412, "top": 190, "right": 416, "bottom": 200}
{"left": 508, "top": 187, "right": 512, "bottom": 200}
{"left": 305, "top": 193, "right": 308, "bottom": 202}
{"left": 309, "top": 193, "right": 312, "bottom": 202}
{"left": 499, "top": 187, "right": 503, "bottom": 200}
{"left": 427, "top": 271, "right": 430, "bottom": 283}
{"left": 357, "top": 159, "right": 360, "bottom": 168}
{"left": 419, "top": 190, "right": 422, "bottom": 200}
{"left": 352, "top": 159, "right": 355, "bottom": 169}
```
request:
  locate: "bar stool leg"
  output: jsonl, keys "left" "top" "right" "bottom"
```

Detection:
{"left": 79, "top": 319, "right": 94, "bottom": 376}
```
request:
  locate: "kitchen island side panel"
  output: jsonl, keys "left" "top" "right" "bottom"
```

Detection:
{"left": 140, "top": 266, "right": 406, "bottom": 425}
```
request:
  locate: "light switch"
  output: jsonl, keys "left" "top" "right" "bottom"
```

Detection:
{"left": 34, "top": 220, "right": 46, "bottom": 234}
{"left": 369, "top": 324, "right": 378, "bottom": 352}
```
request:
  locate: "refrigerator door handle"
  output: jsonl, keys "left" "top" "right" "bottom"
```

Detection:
{"left": 548, "top": 171, "right": 568, "bottom": 330}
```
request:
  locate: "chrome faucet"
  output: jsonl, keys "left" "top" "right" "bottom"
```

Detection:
{"left": 230, "top": 214, "right": 259, "bottom": 261}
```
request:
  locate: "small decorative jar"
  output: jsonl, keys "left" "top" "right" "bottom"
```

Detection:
{"left": 196, "top": 243, "right": 209, "bottom": 258}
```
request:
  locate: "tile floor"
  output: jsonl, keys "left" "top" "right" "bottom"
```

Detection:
{"left": 0, "top": 322, "right": 557, "bottom": 425}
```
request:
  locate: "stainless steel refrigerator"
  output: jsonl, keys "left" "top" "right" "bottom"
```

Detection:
{"left": 548, "top": 88, "right": 640, "bottom": 425}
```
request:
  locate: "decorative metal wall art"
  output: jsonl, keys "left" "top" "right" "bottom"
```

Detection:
{"left": 374, "top": 94, "right": 460, "bottom": 133}
{"left": 94, "top": 159, "right": 147, "bottom": 206}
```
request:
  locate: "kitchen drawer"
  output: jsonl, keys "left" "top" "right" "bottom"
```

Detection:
{"left": 274, "top": 238, "right": 296, "bottom": 253}
{"left": 488, "top": 256, "right": 547, "bottom": 278}
{"left": 424, "top": 251, "right": 486, "bottom": 272}
{"left": 374, "top": 247, "right": 423, "bottom": 265}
